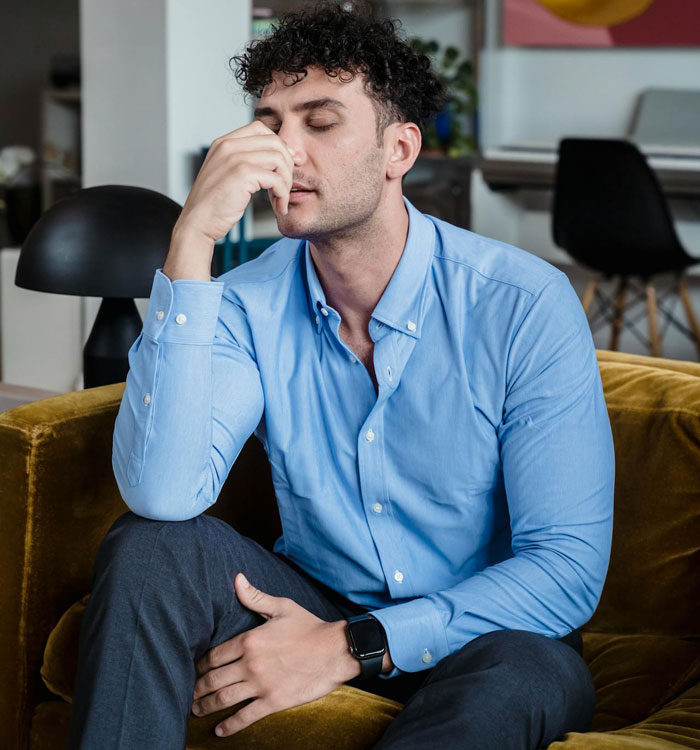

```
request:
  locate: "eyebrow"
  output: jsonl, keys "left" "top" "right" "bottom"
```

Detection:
{"left": 254, "top": 97, "right": 347, "bottom": 118}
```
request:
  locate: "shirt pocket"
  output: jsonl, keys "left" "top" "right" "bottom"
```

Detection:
{"left": 126, "top": 334, "right": 162, "bottom": 486}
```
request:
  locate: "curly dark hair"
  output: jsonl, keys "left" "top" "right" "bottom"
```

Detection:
{"left": 229, "top": 1, "right": 447, "bottom": 141}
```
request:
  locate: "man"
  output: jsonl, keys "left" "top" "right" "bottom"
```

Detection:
{"left": 68, "top": 3, "right": 614, "bottom": 749}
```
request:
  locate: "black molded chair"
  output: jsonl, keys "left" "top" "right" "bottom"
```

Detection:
{"left": 552, "top": 137, "right": 700, "bottom": 358}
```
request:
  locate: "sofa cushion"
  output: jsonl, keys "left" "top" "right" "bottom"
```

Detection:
{"left": 31, "top": 691, "right": 404, "bottom": 750}
{"left": 548, "top": 679, "right": 700, "bottom": 749}
{"left": 591, "top": 359, "right": 700, "bottom": 637}
{"left": 41, "top": 595, "right": 403, "bottom": 748}
{"left": 584, "top": 633, "right": 700, "bottom": 732}
{"left": 43, "top": 597, "right": 700, "bottom": 746}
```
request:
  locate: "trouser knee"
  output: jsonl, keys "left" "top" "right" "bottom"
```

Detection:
{"left": 446, "top": 629, "right": 596, "bottom": 733}
{"left": 90, "top": 511, "right": 228, "bottom": 604}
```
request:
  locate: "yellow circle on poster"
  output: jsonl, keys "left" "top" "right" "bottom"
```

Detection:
{"left": 535, "top": 0, "right": 654, "bottom": 27}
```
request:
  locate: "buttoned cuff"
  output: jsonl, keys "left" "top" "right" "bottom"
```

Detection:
{"left": 143, "top": 268, "right": 224, "bottom": 344}
{"left": 370, "top": 596, "right": 450, "bottom": 674}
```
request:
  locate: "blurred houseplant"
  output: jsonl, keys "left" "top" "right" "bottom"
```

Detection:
{"left": 409, "top": 38, "right": 477, "bottom": 157}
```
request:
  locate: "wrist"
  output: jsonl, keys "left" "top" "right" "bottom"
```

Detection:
{"left": 329, "top": 620, "right": 362, "bottom": 683}
{"left": 163, "top": 222, "right": 215, "bottom": 282}
{"left": 381, "top": 647, "right": 395, "bottom": 675}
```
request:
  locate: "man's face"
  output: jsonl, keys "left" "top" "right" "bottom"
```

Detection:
{"left": 254, "top": 66, "right": 389, "bottom": 242}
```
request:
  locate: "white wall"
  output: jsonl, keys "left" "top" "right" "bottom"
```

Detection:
{"left": 480, "top": 46, "right": 700, "bottom": 149}
{"left": 80, "top": 0, "right": 168, "bottom": 193}
{"left": 389, "top": 2, "right": 471, "bottom": 53}
{"left": 81, "top": 0, "right": 251, "bottom": 204}
{"left": 77, "top": 0, "right": 252, "bottom": 385}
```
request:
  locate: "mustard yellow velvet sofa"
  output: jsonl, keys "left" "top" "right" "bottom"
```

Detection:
{"left": 2, "top": 348, "right": 700, "bottom": 750}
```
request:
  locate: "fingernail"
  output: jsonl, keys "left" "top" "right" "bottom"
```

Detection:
{"left": 239, "top": 573, "right": 249, "bottom": 588}
{"left": 215, "top": 726, "right": 225, "bottom": 737}
{"left": 192, "top": 702, "right": 201, "bottom": 715}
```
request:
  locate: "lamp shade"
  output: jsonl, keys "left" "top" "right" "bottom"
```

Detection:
{"left": 15, "top": 184, "right": 182, "bottom": 298}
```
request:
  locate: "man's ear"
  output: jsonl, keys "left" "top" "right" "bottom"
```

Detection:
{"left": 386, "top": 122, "right": 422, "bottom": 180}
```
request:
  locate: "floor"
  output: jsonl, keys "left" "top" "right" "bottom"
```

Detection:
{"left": 557, "top": 264, "right": 700, "bottom": 364}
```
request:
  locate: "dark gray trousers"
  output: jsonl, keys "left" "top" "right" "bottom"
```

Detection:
{"left": 67, "top": 511, "right": 595, "bottom": 749}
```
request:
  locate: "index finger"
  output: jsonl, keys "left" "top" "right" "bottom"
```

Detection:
{"left": 207, "top": 120, "right": 295, "bottom": 173}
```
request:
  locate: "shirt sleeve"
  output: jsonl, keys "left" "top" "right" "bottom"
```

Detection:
{"left": 111, "top": 267, "right": 265, "bottom": 520}
{"left": 370, "top": 272, "right": 615, "bottom": 675}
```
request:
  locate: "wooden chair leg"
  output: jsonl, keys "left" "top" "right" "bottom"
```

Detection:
{"left": 609, "top": 277, "right": 627, "bottom": 351}
{"left": 678, "top": 274, "right": 700, "bottom": 360}
{"left": 581, "top": 279, "right": 596, "bottom": 315}
{"left": 645, "top": 280, "right": 661, "bottom": 358}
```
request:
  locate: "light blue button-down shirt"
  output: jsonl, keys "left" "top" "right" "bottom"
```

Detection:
{"left": 112, "top": 197, "right": 614, "bottom": 680}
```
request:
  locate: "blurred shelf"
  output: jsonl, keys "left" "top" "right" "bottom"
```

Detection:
{"left": 40, "top": 86, "right": 82, "bottom": 212}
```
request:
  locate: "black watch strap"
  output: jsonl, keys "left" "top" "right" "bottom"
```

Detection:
{"left": 346, "top": 614, "right": 387, "bottom": 680}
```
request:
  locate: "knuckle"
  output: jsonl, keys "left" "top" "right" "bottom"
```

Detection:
{"left": 243, "top": 630, "right": 258, "bottom": 648}
{"left": 203, "top": 672, "right": 218, "bottom": 690}
{"left": 215, "top": 688, "right": 230, "bottom": 707}
{"left": 246, "top": 656, "right": 264, "bottom": 675}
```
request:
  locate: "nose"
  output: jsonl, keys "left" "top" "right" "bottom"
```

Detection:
{"left": 278, "top": 122, "right": 305, "bottom": 166}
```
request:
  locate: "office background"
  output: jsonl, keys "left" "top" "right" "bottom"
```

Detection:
{"left": 1, "top": 0, "right": 699, "bottom": 398}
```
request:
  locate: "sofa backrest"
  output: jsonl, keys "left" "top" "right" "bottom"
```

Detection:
{"left": 585, "top": 350, "right": 700, "bottom": 636}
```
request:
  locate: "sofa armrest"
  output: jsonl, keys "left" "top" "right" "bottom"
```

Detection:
{"left": 0, "top": 383, "right": 126, "bottom": 750}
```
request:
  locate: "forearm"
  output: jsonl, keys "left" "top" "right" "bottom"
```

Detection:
{"left": 112, "top": 268, "right": 263, "bottom": 520}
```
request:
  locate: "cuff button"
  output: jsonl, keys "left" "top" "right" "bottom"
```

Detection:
{"left": 156, "top": 310, "right": 165, "bottom": 320}
{"left": 175, "top": 313, "right": 187, "bottom": 325}
{"left": 422, "top": 649, "right": 432, "bottom": 663}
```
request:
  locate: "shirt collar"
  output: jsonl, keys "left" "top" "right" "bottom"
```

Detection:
{"left": 303, "top": 196, "right": 435, "bottom": 339}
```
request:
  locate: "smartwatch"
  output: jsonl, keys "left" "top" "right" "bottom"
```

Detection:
{"left": 345, "top": 613, "right": 387, "bottom": 680}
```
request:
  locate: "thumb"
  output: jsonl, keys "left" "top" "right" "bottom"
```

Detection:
{"left": 235, "top": 573, "right": 281, "bottom": 619}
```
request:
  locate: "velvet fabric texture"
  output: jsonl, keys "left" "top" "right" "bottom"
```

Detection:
{"left": 2, "top": 348, "right": 700, "bottom": 749}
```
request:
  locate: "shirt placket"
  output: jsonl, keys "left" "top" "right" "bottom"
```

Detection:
{"left": 356, "top": 321, "right": 418, "bottom": 599}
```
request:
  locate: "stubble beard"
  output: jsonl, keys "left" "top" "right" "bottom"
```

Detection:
{"left": 277, "top": 145, "right": 386, "bottom": 246}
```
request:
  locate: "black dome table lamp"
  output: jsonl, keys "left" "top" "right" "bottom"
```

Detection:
{"left": 15, "top": 184, "right": 182, "bottom": 388}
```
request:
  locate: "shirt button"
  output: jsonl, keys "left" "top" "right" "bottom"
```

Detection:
{"left": 393, "top": 570, "right": 404, "bottom": 583}
{"left": 349, "top": 355, "right": 356, "bottom": 363}
{"left": 143, "top": 393, "right": 151, "bottom": 405}
{"left": 320, "top": 307, "right": 329, "bottom": 317}
{"left": 156, "top": 310, "right": 164, "bottom": 321}
{"left": 372, "top": 502, "right": 383, "bottom": 513}
{"left": 365, "top": 428, "right": 375, "bottom": 442}
{"left": 407, "top": 320, "right": 416, "bottom": 331}
{"left": 422, "top": 649, "right": 432, "bottom": 663}
{"left": 175, "top": 313, "right": 187, "bottom": 325}
{"left": 315, "top": 315, "right": 320, "bottom": 325}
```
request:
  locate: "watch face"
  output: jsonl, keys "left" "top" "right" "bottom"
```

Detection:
{"left": 348, "top": 618, "right": 385, "bottom": 658}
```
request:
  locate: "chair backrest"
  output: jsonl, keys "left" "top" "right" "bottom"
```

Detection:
{"left": 552, "top": 138, "right": 686, "bottom": 276}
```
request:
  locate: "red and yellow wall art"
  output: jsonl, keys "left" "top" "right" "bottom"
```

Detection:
{"left": 504, "top": 0, "right": 700, "bottom": 47}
